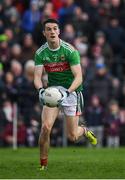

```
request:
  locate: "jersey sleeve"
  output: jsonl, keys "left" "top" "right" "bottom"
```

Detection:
{"left": 34, "top": 52, "right": 43, "bottom": 66}
{"left": 68, "top": 50, "right": 80, "bottom": 66}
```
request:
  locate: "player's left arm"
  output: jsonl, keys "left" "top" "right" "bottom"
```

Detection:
{"left": 67, "top": 49, "right": 83, "bottom": 93}
{"left": 68, "top": 64, "right": 83, "bottom": 93}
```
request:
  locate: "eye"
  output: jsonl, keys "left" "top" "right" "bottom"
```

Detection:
{"left": 46, "top": 27, "right": 51, "bottom": 31}
{"left": 54, "top": 27, "right": 57, "bottom": 30}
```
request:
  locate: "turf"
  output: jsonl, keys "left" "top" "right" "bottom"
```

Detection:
{"left": 0, "top": 147, "right": 125, "bottom": 179}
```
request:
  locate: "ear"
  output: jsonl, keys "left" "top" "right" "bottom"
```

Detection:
{"left": 58, "top": 28, "right": 60, "bottom": 36}
{"left": 43, "top": 30, "right": 45, "bottom": 37}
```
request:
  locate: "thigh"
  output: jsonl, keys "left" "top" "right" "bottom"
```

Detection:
{"left": 63, "top": 91, "right": 84, "bottom": 116}
{"left": 65, "top": 115, "right": 79, "bottom": 134}
{"left": 42, "top": 106, "right": 60, "bottom": 129}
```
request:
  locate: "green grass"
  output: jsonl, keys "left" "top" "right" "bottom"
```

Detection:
{"left": 0, "top": 147, "right": 125, "bottom": 179}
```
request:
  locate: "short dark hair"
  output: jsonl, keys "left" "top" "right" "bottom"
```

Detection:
{"left": 42, "top": 19, "right": 59, "bottom": 30}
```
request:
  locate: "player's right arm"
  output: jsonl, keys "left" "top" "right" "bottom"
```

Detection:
{"left": 34, "top": 51, "right": 44, "bottom": 90}
{"left": 34, "top": 65, "right": 45, "bottom": 105}
{"left": 34, "top": 65, "right": 44, "bottom": 90}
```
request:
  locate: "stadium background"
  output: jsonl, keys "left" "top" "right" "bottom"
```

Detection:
{"left": 0, "top": 0, "right": 125, "bottom": 149}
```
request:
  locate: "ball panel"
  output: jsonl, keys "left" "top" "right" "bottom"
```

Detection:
{"left": 43, "top": 87, "right": 62, "bottom": 107}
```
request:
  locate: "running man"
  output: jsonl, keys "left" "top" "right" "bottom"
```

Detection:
{"left": 34, "top": 19, "right": 97, "bottom": 170}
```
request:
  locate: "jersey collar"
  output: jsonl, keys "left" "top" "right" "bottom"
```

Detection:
{"left": 47, "top": 39, "right": 62, "bottom": 51}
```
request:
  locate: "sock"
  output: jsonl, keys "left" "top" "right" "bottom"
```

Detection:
{"left": 80, "top": 124, "right": 87, "bottom": 136}
{"left": 83, "top": 127, "right": 87, "bottom": 135}
{"left": 40, "top": 158, "right": 48, "bottom": 167}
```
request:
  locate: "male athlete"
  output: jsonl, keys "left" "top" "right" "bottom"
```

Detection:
{"left": 34, "top": 19, "right": 97, "bottom": 170}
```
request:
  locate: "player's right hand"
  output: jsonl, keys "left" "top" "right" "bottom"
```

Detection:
{"left": 38, "top": 88, "right": 45, "bottom": 105}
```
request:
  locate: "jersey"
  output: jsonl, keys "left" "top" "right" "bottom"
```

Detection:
{"left": 34, "top": 39, "right": 83, "bottom": 91}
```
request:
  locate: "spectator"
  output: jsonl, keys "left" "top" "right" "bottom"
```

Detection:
{"left": 15, "top": 60, "right": 37, "bottom": 125}
{"left": 62, "top": 23, "right": 76, "bottom": 44}
{"left": 3, "top": 115, "right": 27, "bottom": 146}
{"left": 83, "top": 0, "right": 101, "bottom": 29}
{"left": 0, "top": 104, "right": 7, "bottom": 146}
{"left": 41, "top": 2, "right": 58, "bottom": 21}
{"left": 21, "top": 33, "right": 38, "bottom": 63}
{"left": 0, "top": 63, "right": 5, "bottom": 106}
{"left": 10, "top": 60, "right": 23, "bottom": 78}
{"left": 119, "top": 81, "right": 125, "bottom": 108}
{"left": 26, "top": 118, "right": 39, "bottom": 147}
{"left": 0, "top": 38, "right": 10, "bottom": 71}
{"left": 85, "top": 95, "right": 105, "bottom": 147}
{"left": 72, "top": 6, "right": 95, "bottom": 42}
{"left": 119, "top": 110, "right": 125, "bottom": 146}
{"left": 94, "top": 31, "right": 113, "bottom": 67}
{"left": 3, "top": 99, "right": 13, "bottom": 122}
{"left": 4, "top": 71, "right": 17, "bottom": 102}
{"left": 104, "top": 100, "right": 121, "bottom": 147}
{"left": 87, "top": 63, "right": 113, "bottom": 105}
{"left": 103, "top": 16, "right": 125, "bottom": 56}
{"left": 74, "top": 36, "right": 88, "bottom": 56}
{"left": 59, "top": 0, "right": 77, "bottom": 26}
{"left": 10, "top": 43, "right": 23, "bottom": 62}
{"left": 21, "top": 0, "right": 40, "bottom": 33}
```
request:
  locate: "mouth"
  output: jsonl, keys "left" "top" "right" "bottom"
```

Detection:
{"left": 50, "top": 36, "right": 56, "bottom": 39}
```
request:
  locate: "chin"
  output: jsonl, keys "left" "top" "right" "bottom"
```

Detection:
{"left": 50, "top": 39, "right": 56, "bottom": 43}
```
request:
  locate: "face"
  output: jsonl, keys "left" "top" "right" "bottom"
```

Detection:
{"left": 109, "top": 103, "right": 119, "bottom": 114}
{"left": 43, "top": 23, "right": 60, "bottom": 43}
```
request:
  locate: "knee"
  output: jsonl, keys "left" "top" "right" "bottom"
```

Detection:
{"left": 68, "top": 132, "right": 77, "bottom": 142}
{"left": 41, "top": 124, "right": 51, "bottom": 137}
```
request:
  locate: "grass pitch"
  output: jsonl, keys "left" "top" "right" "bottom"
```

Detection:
{"left": 0, "top": 147, "right": 125, "bottom": 179}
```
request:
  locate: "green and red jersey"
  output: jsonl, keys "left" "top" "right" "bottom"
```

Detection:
{"left": 34, "top": 39, "right": 83, "bottom": 91}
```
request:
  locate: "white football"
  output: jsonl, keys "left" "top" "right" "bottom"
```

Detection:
{"left": 43, "top": 87, "right": 62, "bottom": 107}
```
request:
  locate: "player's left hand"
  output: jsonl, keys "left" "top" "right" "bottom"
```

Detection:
{"left": 58, "top": 89, "right": 70, "bottom": 105}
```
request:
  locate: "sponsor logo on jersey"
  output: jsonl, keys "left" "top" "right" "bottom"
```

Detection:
{"left": 44, "top": 62, "right": 70, "bottom": 72}
{"left": 43, "top": 57, "right": 50, "bottom": 62}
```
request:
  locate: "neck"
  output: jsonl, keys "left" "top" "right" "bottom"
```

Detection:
{"left": 48, "top": 39, "right": 60, "bottom": 50}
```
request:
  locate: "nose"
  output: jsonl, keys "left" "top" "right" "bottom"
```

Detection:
{"left": 51, "top": 29, "right": 55, "bottom": 33}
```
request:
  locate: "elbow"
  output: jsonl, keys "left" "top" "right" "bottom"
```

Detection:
{"left": 79, "top": 75, "right": 83, "bottom": 84}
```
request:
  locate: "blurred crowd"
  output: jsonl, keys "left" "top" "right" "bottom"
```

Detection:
{"left": 0, "top": 0, "right": 125, "bottom": 148}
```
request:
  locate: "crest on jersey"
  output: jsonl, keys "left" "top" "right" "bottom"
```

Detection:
{"left": 60, "top": 55, "right": 65, "bottom": 61}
